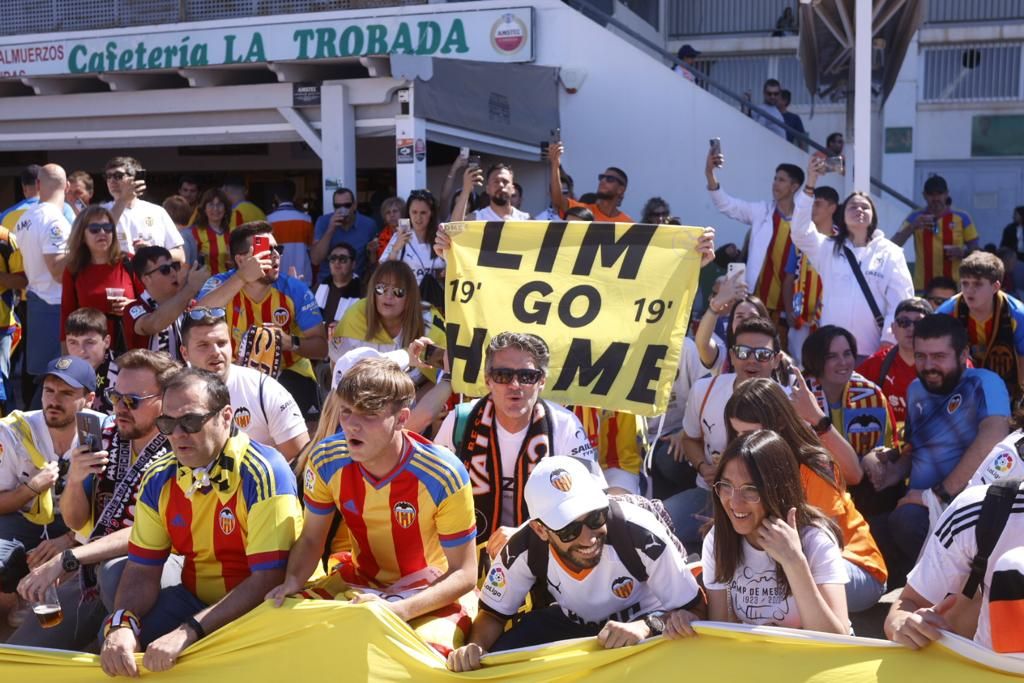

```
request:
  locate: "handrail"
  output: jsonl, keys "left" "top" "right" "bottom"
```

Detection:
{"left": 563, "top": 0, "right": 918, "bottom": 210}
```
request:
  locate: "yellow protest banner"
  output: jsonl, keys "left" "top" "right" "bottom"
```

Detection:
{"left": 442, "top": 220, "right": 703, "bottom": 416}
{"left": 2, "top": 602, "right": 1022, "bottom": 681}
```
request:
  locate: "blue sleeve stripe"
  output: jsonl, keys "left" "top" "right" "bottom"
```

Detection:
{"left": 439, "top": 529, "right": 476, "bottom": 548}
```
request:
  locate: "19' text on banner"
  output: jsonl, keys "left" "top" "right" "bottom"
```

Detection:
{"left": 443, "top": 220, "right": 701, "bottom": 416}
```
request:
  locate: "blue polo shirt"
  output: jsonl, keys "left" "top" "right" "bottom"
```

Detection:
{"left": 313, "top": 212, "right": 377, "bottom": 280}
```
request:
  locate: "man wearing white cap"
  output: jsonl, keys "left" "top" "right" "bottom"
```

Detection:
{"left": 447, "top": 456, "right": 703, "bottom": 672}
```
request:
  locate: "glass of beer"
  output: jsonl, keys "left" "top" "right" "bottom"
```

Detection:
{"left": 32, "top": 584, "right": 63, "bottom": 628}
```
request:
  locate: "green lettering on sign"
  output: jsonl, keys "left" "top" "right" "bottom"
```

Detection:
{"left": 416, "top": 21, "right": 441, "bottom": 55}
{"left": 441, "top": 19, "right": 469, "bottom": 54}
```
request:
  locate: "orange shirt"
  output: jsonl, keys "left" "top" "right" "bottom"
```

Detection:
{"left": 566, "top": 198, "right": 634, "bottom": 224}
{"left": 800, "top": 463, "right": 887, "bottom": 584}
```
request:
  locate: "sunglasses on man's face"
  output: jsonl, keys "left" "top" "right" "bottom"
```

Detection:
{"left": 333, "top": 202, "right": 353, "bottom": 210}
{"left": 731, "top": 345, "right": 777, "bottom": 362}
{"left": 105, "top": 171, "right": 130, "bottom": 181}
{"left": 894, "top": 317, "right": 921, "bottom": 329}
{"left": 374, "top": 284, "right": 406, "bottom": 298}
{"left": 598, "top": 174, "right": 624, "bottom": 186}
{"left": 86, "top": 223, "right": 115, "bottom": 235}
{"left": 329, "top": 255, "right": 352, "bottom": 264}
{"left": 549, "top": 508, "right": 608, "bottom": 543}
{"left": 106, "top": 388, "right": 159, "bottom": 411}
{"left": 488, "top": 367, "right": 544, "bottom": 385}
{"left": 144, "top": 262, "right": 182, "bottom": 277}
{"left": 155, "top": 409, "right": 220, "bottom": 436}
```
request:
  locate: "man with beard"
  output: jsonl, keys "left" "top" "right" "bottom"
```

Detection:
{"left": 196, "top": 221, "right": 327, "bottom": 424}
{"left": 865, "top": 314, "right": 1010, "bottom": 586}
{"left": 0, "top": 356, "right": 108, "bottom": 620}
{"left": 10, "top": 350, "right": 178, "bottom": 650}
{"left": 454, "top": 162, "right": 531, "bottom": 222}
{"left": 178, "top": 308, "right": 309, "bottom": 463}
{"left": 446, "top": 456, "right": 702, "bottom": 671}
{"left": 547, "top": 142, "right": 633, "bottom": 222}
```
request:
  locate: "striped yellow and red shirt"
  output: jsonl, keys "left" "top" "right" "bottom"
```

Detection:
{"left": 230, "top": 201, "right": 267, "bottom": 230}
{"left": 127, "top": 434, "right": 302, "bottom": 606}
{"left": 188, "top": 225, "right": 231, "bottom": 274}
{"left": 754, "top": 209, "right": 795, "bottom": 313}
{"left": 904, "top": 209, "right": 978, "bottom": 291}
{"left": 572, "top": 407, "right": 643, "bottom": 475}
{"left": 303, "top": 431, "right": 476, "bottom": 589}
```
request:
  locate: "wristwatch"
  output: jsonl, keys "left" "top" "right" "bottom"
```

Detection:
{"left": 812, "top": 415, "right": 832, "bottom": 435}
{"left": 290, "top": 334, "right": 301, "bottom": 351}
{"left": 643, "top": 611, "right": 666, "bottom": 636}
{"left": 61, "top": 549, "right": 80, "bottom": 573}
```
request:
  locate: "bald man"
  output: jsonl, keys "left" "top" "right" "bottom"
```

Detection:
{"left": 16, "top": 163, "right": 72, "bottom": 404}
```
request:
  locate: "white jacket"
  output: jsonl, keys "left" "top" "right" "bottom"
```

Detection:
{"left": 708, "top": 187, "right": 780, "bottom": 296}
{"left": 790, "top": 191, "right": 914, "bottom": 356}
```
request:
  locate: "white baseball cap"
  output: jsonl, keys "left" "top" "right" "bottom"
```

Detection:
{"left": 525, "top": 456, "right": 609, "bottom": 530}
{"left": 331, "top": 347, "right": 409, "bottom": 391}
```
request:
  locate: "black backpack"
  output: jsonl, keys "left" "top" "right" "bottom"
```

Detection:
{"left": 962, "top": 477, "right": 1022, "bottom": 598}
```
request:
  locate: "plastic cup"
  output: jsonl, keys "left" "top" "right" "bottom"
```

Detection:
{"left": 32, "top": 584, "right": 62, "bottom": 629}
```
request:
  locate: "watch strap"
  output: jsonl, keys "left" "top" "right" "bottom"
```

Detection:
{"left": 61, "top": 548, "right": 80, "bottom": 573}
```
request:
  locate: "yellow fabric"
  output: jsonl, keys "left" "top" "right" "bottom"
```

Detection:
{"left": 0, "top": 604, "right": 1021, "bottom": 681}
{"left": 444, "top": 220, "right": 702, "bottom": 416}
{"left": 2, "top": 410, "right": 53, "bottom": 525}
{"left": 333, "top": 297, "right": 447, "bottom": 348}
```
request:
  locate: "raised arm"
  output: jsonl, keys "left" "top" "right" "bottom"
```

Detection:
{"left": 549, "top": 143, "right": 569, "bottom": 217}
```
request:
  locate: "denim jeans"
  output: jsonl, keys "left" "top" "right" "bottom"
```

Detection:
{"left": 870, "top": 503, "right": 930, "bottom": 589}
{"left": 844, "top": 559, "right": 886, "bottom": 613}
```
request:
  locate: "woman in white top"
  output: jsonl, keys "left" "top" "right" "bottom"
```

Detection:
{"left": 790, "top": 157, "right": 914, "bottom": 358}
{"left": 380, "top": 189, "right": 446, "bottom": 291}
{"left": 702, "top": 429, "right": 850, "bottom": 634}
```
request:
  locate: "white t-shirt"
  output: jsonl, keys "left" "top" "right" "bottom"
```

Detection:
{"left": 969, "top": 431, "right": 1024, "bottom": 487}
{"left": 15, "top": 202, "right": 70, "bottom": 304}
{"left": 481, "top": 501, "right": 701, "bottom": 625}
{"left": 378, "top": 234, "right": 445, "bottom": 286}
{"left": 0, "top": 409, "right": 112, "bottom": 508}
{"left": 702, "top": 524, "right": 848, "bottom": 628}
{"left": 648, "top": 337, "right": 712, "bottom": 436}
{"left": 434, "top": 399, "right": 599, "bottom": 527}
{"left": 224, "top": 365, "right": 307, "bottom": 447}
{"left": 908, "top": 481, "right": 1024, "bottom": 650}
{"left": 102, "top": 199, "right": 184, "bottom": 255}
{"left": 472, "top": 206, "right": 531, "bottom": 221}
{"left": 682, "top": 373, "right": 738, "bottom": 489}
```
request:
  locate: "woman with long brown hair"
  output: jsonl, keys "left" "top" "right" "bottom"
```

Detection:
{"left": 725, "top": 378, "right": 887, "bottom": 612}
{"left": 60, "top": 205, "right": 135, "bottom": 348}
{"left": 702, "top": 429, "right": 850, "bottom": 633}
{"left": 186, "top": 188, "right": 233, "bottom": 274}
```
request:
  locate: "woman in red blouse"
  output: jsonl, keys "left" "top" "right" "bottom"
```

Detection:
{"left": 61, "top": 205, "right": 136, "bottom": 351}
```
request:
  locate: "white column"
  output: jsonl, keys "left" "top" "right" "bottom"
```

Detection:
{"left": 853, "top": 0, "right": 871, "bottom": 194}
{"left": 321, "top": 83, "right": 356, "bottom": 213}
{"left": 394, "top": 84, "right": 428, "bottom": 199}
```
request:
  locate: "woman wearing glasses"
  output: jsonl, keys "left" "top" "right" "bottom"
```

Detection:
{"left": 792, "top": 157, "right": 914, "bottom": 359}
{"left": 329, "top": 261, "right": 446, "bottom": 367}
{"left": 61, "top": 205, "right": 136, "bottom": 352}
{"left": 725, "top": 379, "right": 887, "bottom": 613}
{"left": 315, "top": 242, "right": 362, "bottom": 328}
{"left": 702, "top": 429, "right": 850, "bottom": 633}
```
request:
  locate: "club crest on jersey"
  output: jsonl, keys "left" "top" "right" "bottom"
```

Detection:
{"left": 218, "top": 509, "right": 237, "bottom": 535}
{"left": 234, "top": 407, "right": 252, "bottom": 429}
{"left": 393, "top": 501, "right": 417, "bottom": 528}
{"left": 549, "top": 468, "right": 573, "bottom": 492}
{"left": 273, "top": 307, "right": 291, "bottom": 327}
{"left": 611, "top": 576, "right": 635, "bottom": 599}
{"left": 947, "top": 394, "right": 962, "bottom": 414}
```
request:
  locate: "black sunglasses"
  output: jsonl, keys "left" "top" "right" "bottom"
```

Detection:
{"left": 731, "top": 344, "right": 777, "bottom": 362}
{"left": 329, "top": 255, "right": 352, "bottom": 264}
{"left": 106, "top": 388, "right": 159, "bottom": 410}
{"left": 488, "top": 367, "right": 544, "bottom": 385}
{"left": 156, "top": 409, "right": 220, "bottom": 436}
{"left": 105, "top": 171, "right": 130, "bottom": 181}
{"left": 894, "top": 317, "right": 920, "bottom": 329}
{"left": 333, "top": 202, "right": 353, "bottom": 210}
{"left": 86, "top": 223, "right": 115, "bottom": 234}
{"left": 598, "top": 174, "right": 624, "bottom": 186}
{"left": 374, "top": 284, "right": 406, "bottom": 298}
{"left": 144, "top": 262, "right": 182, "bottom": 277}
{"left": 187, "top": 306, "right": 226, "bottom": 321}
{"left": 549, "top": 508, "right": 608, "bottom": 543}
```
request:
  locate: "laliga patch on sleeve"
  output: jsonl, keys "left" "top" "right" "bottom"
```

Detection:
{"left": 129, "top": 305, "right": 146, "bottom": 319}
{"left": 303, "top": 468, "right": 315, "bottom": 492}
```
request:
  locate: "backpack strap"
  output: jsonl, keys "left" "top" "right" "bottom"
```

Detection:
{"left": 452, "top": 402, "right": 474, "bottom": 456}
{"left": 606, "top": 498, "right": 649, "bottom": 582}
{"left": 841, "top": 245, "right": 884, "bottom": 330}
{"left": 877, "top": 345, "right": 900, "bottom": 388}
{"left": 525, "top": 527, "right": 554, "bottom": 609}
{"left": 963, "top": 477, "right": 1022, "bottom": 598}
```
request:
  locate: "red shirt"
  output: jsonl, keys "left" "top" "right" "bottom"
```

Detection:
{"left": 60, "top": 261, "right": 136, "bottom": 340}
{"left": 857, "top": 347, "right": 916, "bottom": 424}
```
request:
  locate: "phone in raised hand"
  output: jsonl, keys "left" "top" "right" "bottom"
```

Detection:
{"left": 727, "top": 262, "right": 746, "bottom": 281}
{"left": 420, "top": 344, "right": 446, "bottom": 368}
{"left": 252, "top": 235, "right": 271, "bottom": 257}
{"left": 76, "top": 412, "right": 104, "bottom": 453}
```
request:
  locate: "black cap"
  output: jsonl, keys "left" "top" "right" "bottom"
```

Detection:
{"left": 923, "top": 175, "right": 949, "bottom": 194}
{"left": 677, "top": 44, "right": 701, "bottom": 60}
